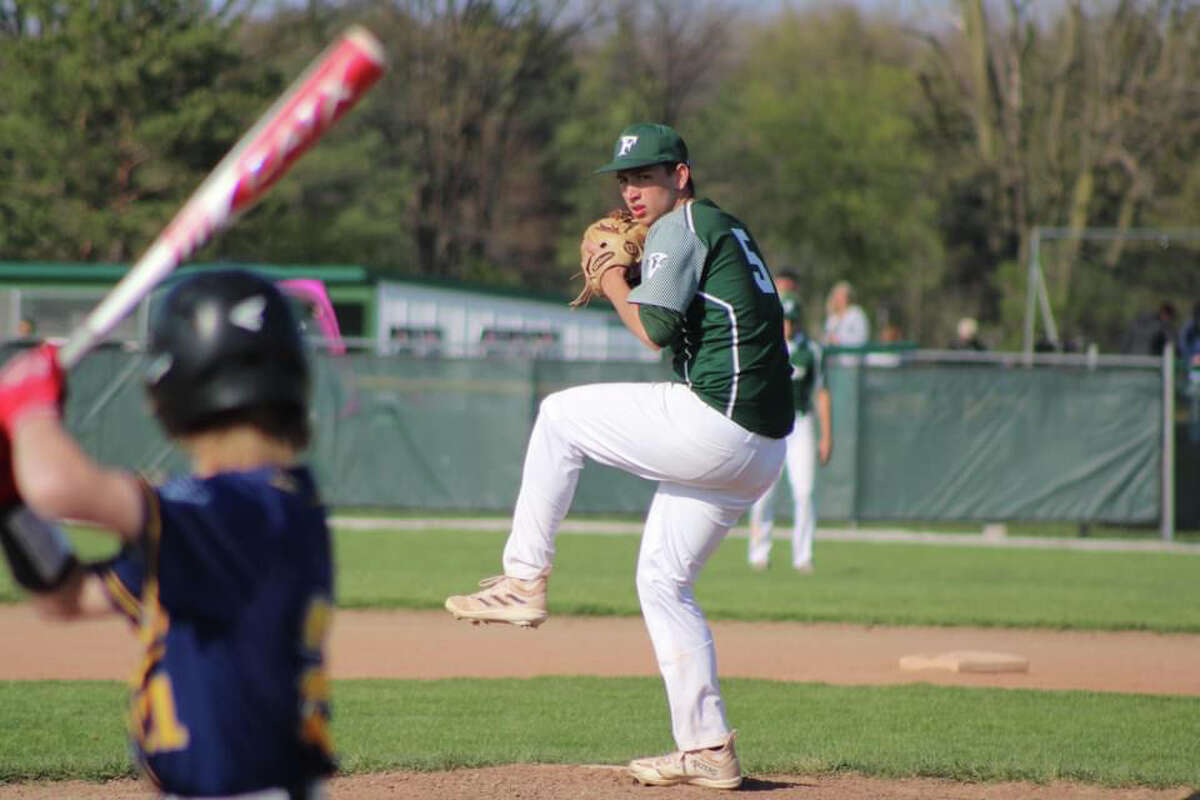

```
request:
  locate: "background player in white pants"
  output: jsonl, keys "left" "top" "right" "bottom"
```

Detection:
{"left": 445, "top": 123, "right": 793, "bottom": 790}
{"left": 749, "top": 292, "right": 833, "bottom": 573}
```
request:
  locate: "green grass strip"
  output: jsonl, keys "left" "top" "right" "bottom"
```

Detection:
{"left": 2, "top": 526, "right": 1198, "bottom": 632}
{"left": 332, "top": 528, "right": 1200, "bottom": 632}
{"left": 331, "top": 509, "right": 1200, "bottom": 541}
{"left": 1, "top": 679, "right": 1197, "bottom": 788}
{"left": 0, "top": 682, "right": 131, "bottom": 782}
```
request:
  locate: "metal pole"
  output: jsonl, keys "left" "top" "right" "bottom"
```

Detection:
{"left": 1162, "top": 341, "right": 1175, "bottom": 541}
{"left": 1023, "top": 227, "right": 1040, "bottom": 365}
{"left": 1035, "top": 258, "right": 1060, "bottom": 349}
{"left": 9, "top": 289, "right": 22, "bottom": 337}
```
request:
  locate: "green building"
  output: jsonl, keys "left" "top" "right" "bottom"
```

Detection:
{"left": 0, "top": 262, "right": 375, "bottom": 342}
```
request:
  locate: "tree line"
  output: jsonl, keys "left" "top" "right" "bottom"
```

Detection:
{"left": 2, "top": 0, "right": 1199, "bottom": 351}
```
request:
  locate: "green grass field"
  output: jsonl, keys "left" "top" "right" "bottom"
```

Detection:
{"left": 0, "top": 522, "right": 1198, "bottom": 789}
{"left": 331, "top": 527, "right": 1200, "bottom": 632}
{"left": 1, "top": 679, "right": 1197, "bottom": 787}
{"left": 9, "top": 524, "right": 1196, "bottom": 631}
{"left": 331, "top": 507, "right": 1200, "bottom": 542}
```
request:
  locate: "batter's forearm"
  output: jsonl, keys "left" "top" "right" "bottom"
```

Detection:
{"left": 12, "top": 415, "right": 144, "bottom": 540}
{"left": 31, "top": 569, "right": 115, "bottom": 620}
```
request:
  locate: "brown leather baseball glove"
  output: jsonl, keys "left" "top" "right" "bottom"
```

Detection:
{"left": 570, "top": 210, "right": 648, "bottom": 308}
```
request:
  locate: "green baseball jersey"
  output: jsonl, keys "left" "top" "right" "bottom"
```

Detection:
{"left": 629, "top": 198, "right": 793, "bottom": 438}
{"left": 788, "top": 334, "right": 826, "bottom": 416}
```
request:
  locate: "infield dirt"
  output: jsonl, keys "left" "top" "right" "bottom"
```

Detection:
{"left": 0, "top": 606, "right": 1196, "bottom": 799}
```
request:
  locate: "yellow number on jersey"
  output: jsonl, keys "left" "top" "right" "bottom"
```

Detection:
{"left": 298, "top": 595, "right": 334, "bottom": 754}
{"left": 132, "top": 673, "right": 190, "bottom": 753}
{"left": 302, "top": 596, "right": 332, "bottom": 652}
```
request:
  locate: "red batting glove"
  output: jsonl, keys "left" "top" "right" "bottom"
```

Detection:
{"left": 0, "top": 344, "right": 64, "bottom": 437}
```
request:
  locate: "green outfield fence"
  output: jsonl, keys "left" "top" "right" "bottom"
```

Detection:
{"left": 58, "top": 344, "right": 1192, "bottom": 533}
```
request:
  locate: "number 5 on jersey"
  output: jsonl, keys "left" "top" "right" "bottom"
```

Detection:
{"left": 731, "top": 228, "right": 774, "bottom": 294}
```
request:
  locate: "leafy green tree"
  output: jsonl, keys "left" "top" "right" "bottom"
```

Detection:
{"left": 259, "top": 0, "right": 588, "bottom": 288}
{"left": 0, "top": 0, "right": 274, "bottom": 262}
{"left": 210, "top": 2, "right": 411, "bottom": 273}
{"left": 552, "top": 0, "right": 736, "bottom": 278}
{"left": 697, "top": 7, "right": 943, "bottom": 341}
{"left": 916, "top": 0, "right": 1200, "bottom": 350}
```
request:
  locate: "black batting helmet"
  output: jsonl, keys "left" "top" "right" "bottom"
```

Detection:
{"left": 145, "top": 269, "right": 311, "bottom": 443}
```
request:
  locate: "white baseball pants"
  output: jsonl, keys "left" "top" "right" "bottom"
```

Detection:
{"left": 501, "top": 382, "right": 785, "bottom": 751}
{"left": 748, "top": 412, "right": 816, "bottom": 568}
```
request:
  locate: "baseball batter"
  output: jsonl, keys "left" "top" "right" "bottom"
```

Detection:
{"left": 748, "top": 292, "right": 833, "bottom": 572}
{"left": 0, "top": 270, "right": 334, "bottom": 799}
{"left": 446, "top": 123, "right": 793, "bottom": 790}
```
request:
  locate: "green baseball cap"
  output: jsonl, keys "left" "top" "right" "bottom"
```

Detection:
{"left": 594, "top": 123, "right": 690, "bottom": 174}
{"left": 779, "top": 291, "right": 803, "bottom": 324}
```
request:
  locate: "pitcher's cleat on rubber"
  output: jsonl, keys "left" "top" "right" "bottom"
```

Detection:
{"left": 628, "top": 730, "right": 742, "bottom": 789}
{"left": 444, "top": 572, "right": 548, "bottom": 629}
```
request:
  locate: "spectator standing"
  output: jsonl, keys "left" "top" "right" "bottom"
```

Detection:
{"left": 879, "top": 322, "right": 903, "bottom": 344}
{"left": 823, "top": 281, "right": 869, "bottom": 367}
{"left": 1125, "top": 302, "right": 1180, "bottom": 356}
{"left": 1151, "top": 302, "right": 1178, "bottom": 356}
{"left": 865, "top": 320, "right": 906, "bottom": 367}
{"left": 949, "top": 317, "right": 986, "bottom": 351}
{"left": 748, "top": 292, "right": 832, "bottom": 573}
{"left": 822, "top": 281, "right": 869, "bottom": 347}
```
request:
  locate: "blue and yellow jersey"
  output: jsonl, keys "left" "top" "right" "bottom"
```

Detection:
{"left": 96, "top": 466, "right": 335, "bottom": 797}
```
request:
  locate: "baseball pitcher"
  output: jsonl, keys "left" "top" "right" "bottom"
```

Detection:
{"left": 445, "top": 123, "right": 793, "bottom": 790}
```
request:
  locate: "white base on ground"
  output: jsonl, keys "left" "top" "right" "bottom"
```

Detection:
{"left": 899, "top": 650, "right": 1030, "bottom": 674}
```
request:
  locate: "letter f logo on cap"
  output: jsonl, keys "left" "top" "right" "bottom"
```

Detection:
{"left": 595, "top": 123, "right": 688, "bottom": 174}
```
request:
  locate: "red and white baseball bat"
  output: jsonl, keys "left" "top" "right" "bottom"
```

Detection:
{"left": 56, "top": 25, "right": 387, "bottom": 370}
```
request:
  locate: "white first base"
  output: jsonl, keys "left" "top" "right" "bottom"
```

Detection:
{"left": 899, "top": 650, "right": 1030, "bottom": 674}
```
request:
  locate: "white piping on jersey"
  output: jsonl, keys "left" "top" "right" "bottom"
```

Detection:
{"left": 680, "top": 200, "right": 698, "bottom": 385}
{"left": 698, "top": 291, "right": 739, "bottom": 418}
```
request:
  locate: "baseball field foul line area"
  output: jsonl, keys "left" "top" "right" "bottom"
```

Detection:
{"left": 0, "top": 524, "right": 1197, "bottom": 798}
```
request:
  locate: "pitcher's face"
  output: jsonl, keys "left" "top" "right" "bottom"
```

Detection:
{"left": 616, "top": 163, "right": 689, "bottom": 226}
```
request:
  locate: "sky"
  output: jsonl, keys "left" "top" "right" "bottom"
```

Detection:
{"left": 723, "top": 0, "right": 953, "bottom": 30}
{"left": 735, "top": 0, "right": 1071, "bottom": 28}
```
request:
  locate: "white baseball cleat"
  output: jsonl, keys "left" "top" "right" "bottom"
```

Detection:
{"left": 628, "top": 730, "right": 742, "bottom": 790}
{"left": 444, "top": 572, "right": 548, "bottom": 629}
